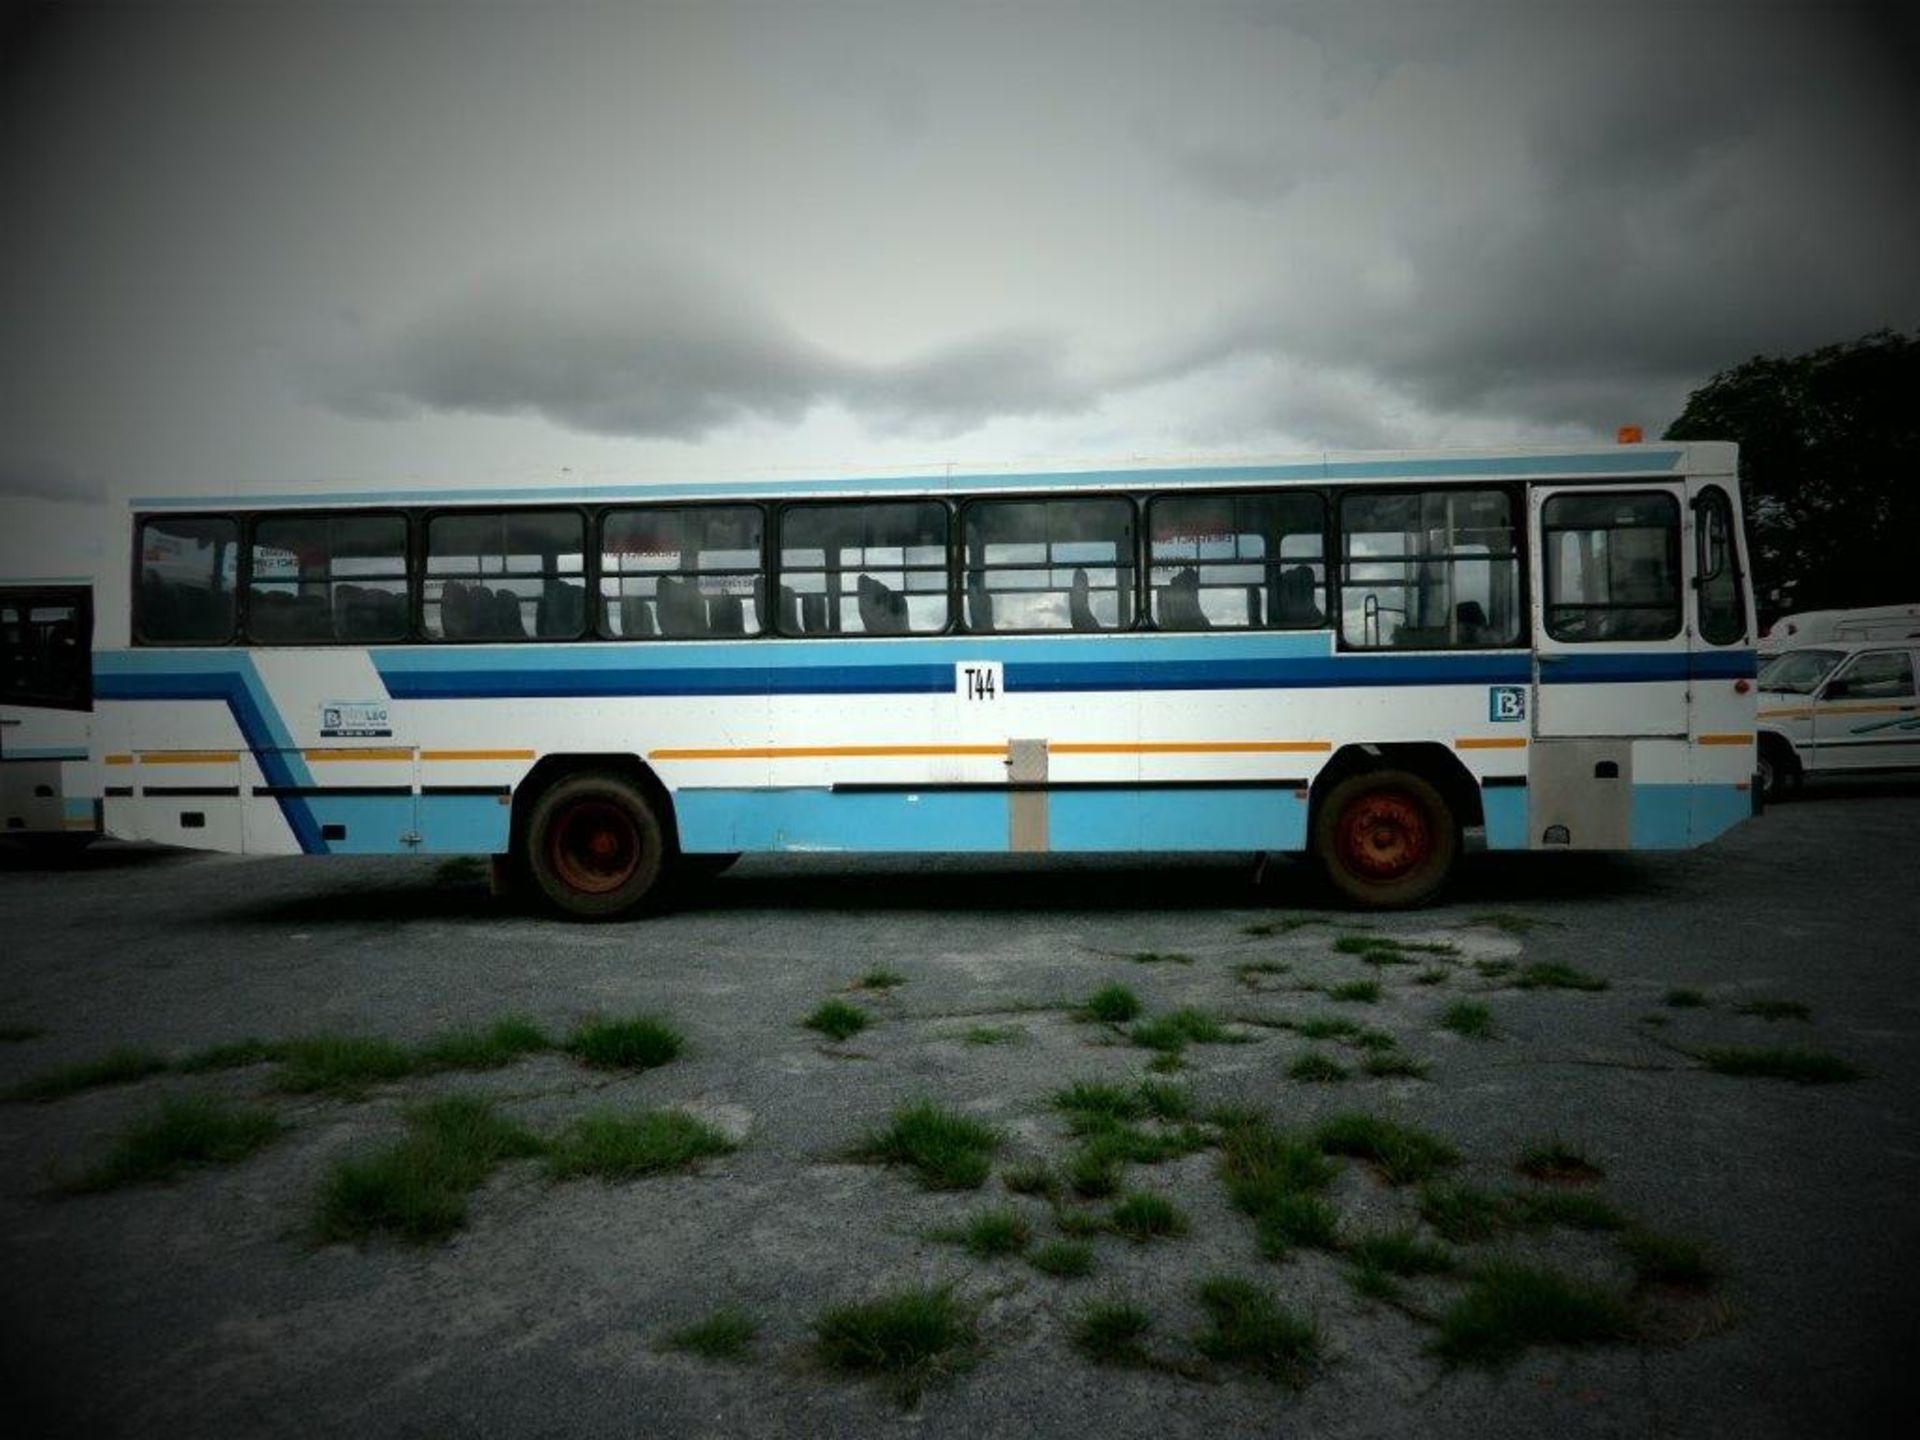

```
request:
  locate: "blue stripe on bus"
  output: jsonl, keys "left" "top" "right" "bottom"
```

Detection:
{"left": 131, "top": 449, "right": 1687, "bottom": 509}
{"left": 1542, "top": 651, "right": 1757, "bottom": 683}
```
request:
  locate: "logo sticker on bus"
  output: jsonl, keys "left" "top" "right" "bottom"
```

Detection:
{"left": 1488, "top": 686, "right": 1527, "bottom": 722}
{"left": 320, "top": 700, "right": 393, "bottom": 738}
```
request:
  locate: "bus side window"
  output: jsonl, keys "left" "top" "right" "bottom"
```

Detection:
{"left": 1694, "top": 486, "right": 1748, "bottom": 646}
{"left": 1337, "top": 490, "right": 1520, "bottom": 650}
{"left": 1541, "top": 492, "right": 1681, "bottom": 643}
{"left": 424, "top": 510, "right": 585, "bottom": 642}
{"left": 779, "top": 501, "right": 949, "bottom": 636}
{"left": 962, "top": 498, "right": 1133, "bottom": 633}
{"left": 1147, "top": 491, "right": 1324, "bottom": 631}
{"left": 600, "top": 506, "right": 764, "bottom": 640}
{"left": 137, "top": 516, "right": 238, "bottom": 644}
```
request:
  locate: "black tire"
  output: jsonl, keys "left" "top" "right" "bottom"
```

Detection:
{"left": 524, "top": 772, "right": 667, "bottom": 920}
{"left": 1757, "top": 736, "right": 1800, "bottom": 803}
{"left": 675, "top": 851, "right": 741, "bottom": 882}
{"left": 1310, "top": 769, "right": 1458, "bottom": 909}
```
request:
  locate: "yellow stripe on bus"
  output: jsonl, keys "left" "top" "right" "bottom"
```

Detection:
{"left": 303, "top": 747, "right": 413, "bottom": 762}
{"left": 137, "top": 751, "right": 239, "bottom": 765}
{"left": 651, "top": 744, "right": 1010, "bottom": 761}
{"left": 1697, "top": 733, "right": 1754, "bottom": 746}
{"left": 420, "top": 749, "right": 538, "bottom": 761}
{"left": 1455, "top": 737, "right": 1528, "bottom": 750}
{"left": 104, "top": 754, "right": 133, "bottom": 766}
{"left": 1051, "top": 741, "right": 1331, "bottom": 756}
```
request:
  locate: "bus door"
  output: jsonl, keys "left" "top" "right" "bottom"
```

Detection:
{"left": 1525, "top": 485, "right": 1688, "bottom": 847}
{"left": 0, "top": 585, "right": 94, "bottom": 838}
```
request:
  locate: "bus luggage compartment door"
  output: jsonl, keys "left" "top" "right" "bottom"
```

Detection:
{"left": 1528, "top": 739, "right": 1631, "bottom": 850}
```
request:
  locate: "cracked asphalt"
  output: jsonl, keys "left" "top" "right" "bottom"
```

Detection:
{"left": 2, "top": 778, "right": 1916, "bottom": 1439}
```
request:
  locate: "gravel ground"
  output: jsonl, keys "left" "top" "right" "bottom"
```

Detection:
{"left": 1, "top": 778, "right": 1916, "bottom": 1439}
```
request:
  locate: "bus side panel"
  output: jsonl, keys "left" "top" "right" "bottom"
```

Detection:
{"left": 674, "top": 787, "right": 1008, "bottom": 853}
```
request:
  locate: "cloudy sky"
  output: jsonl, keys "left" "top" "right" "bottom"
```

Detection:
{"left": 2, "top": 0, "right": 1915, "bottom": 574}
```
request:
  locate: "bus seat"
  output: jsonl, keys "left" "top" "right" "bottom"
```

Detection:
{"left": 1069, "top": 568, "right": 1099, "bottom": 631}
{"left": 1159, "top": 568, "right": 1208, "bottom": 629}
{"left": 801, "top": 592, "right": 828, "bottom": 633}
{"left": 1277, "top": 565, "right": 1321, "bottom": 625}
{"left": 1454, "top": 600, "right": 1489, "bottom": 645}
{"left": 778, "top": 584, "right": 801, "bottom": 634}
{"left": 657, "top": 575, "right": 707, "bottom": 636}
{"left": 1246, "top": 585, "right": 1263, "bottom": 627}
{"left": 537, "top": 579, "right": 585, "bottom": 638}
{"left": 438, "top": 580, "right": 472, "bottom": 639}
{"left": 618, "top": 595, "right": 656, "bottom": 637}
{"left": 708, "top": 590, "right": 744, "bottom": 635}
{"left": 491, "top": 588, "right": 528, "bottom": 639}
{"left": 857, "top": 574, "right": 902, "bottom": 634}
{"left": 966, "top": 572, "right": 994, "bottom": 632}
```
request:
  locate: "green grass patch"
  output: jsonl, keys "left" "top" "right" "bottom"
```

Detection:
{"left": 1240, "top": 921, "right": 1279, "bottom": 938}
{"left": 1439, "top": 1000, "right": 1495, "bottom": 1039}
{"left": 1109, "top": 1190, "right": 1189, "bottom": 1242}
{"left": 1079, "top": 982, "right": 1143, "bottom": 1024}
{"left": 1194, "top": 1276, "right": 1318, "bottom": 1385}
{"left": 1621, "top": 1228, "right": 1720, "bottom": 1289}
{"left": 1734, "top": 999, "right": 1812, "bottom": 1022}
{"left": 1347, "top": 1227, "right": 1455, "bottom": 1277}
{"left": 962, "top": 1025, "right": 1024, "bottom": 1046}
{"left": 858, "top": 968, "right": 907, "bottom": 991}
{"left": 1129, "top": 950, "right": 1193, "bottom": 966}
{"left": 1432, "top": 1261, "right": 1634, "bottom": 1365}
{"left": 1516, "top": 1138, "right": 1604, "bottom": 1184}
{"left": 314, "top": 1096, "right": 542, "bottom": 1244}
{"left": 1234, "top": 960, "right": 1289, "bottom": 986}
{"left": 1054, "top": 1080, "right": 1149, "bottom": 1125}
{"left": 1472, "top": 959, "right": 1515, "bottom": 980}
{"left": 172, "top": 1038, "right": 287, "bottom": 1074}
{"left": 5, "top": 1046, "right": 169, "bottom": 1103}
{"left": 1327, "top": 979, "right": 1381, "bottom": 1004}
{"left": 272, "top": 1035, "right": 418, "bottom": 1097}
{"left": 1030, "top": 1238, "right": 1095, "bottom": 1278}
{"left": 1137, "top": 1079, "right": 1194, "bottom": 1121}
{"left": 1066, "top": 1147, "right": 1123, "bottom": 1198}
{"left": 856, "top": 1102, "right": 1000, "bottom": 1190}
{"left": 1145, "top": 1052, "right": 1184, "bottom": 1075}
{"left": 1315, "top": 1113, "right": 1457, "bottom": 1184}
{"left": 661, "top": 1308, "right": 757, "bottom": 1361}
{"left": 935, "top": 1207, "right": 1032, "bottom": 1258}
{"left": 1073, "top": 1298, "right": 1155, "bottom": 1366}
{"left": 1002, "top": 1162, "right": 1056, "bottom": 1197}
{"left": 1699, "top": 1046, "right": 1861, "bottom": 1084}
{"left": 815, "top": 1285, "right": 977, "bottom": 1404}
{"left": 65, "top": 1095, "right": 285, "bottom": 1192}
{"left": 546, "top": 1109, "right": 734, "bottom": 1181}
{"left": 1362, "top": 1051, "right": 1430, "bottom": 1079}
{"left": 416, "top": 1015, "right": 550, "bottom": 1073}
{"left": 804, "top": 999, "right": 871, "bottom": 1043}
{"left": 1253, "top": 1191, "right": 1340, "bottom": 1258}
{"left": 1289, "top": 1051, "right": 1349, "bottom": 1083}
{"left": 1056, "top": 1207, "right": 1110, "bottom": 1238}
{"left": 1514, "top": 962, "right": 1608, "bottom": 992}
{"left": 1291, "top": 1014, "right": 1361, "bottom": 1040}
{"left": 1218, "top": 1109, "right": 1336, "bottom": 1202}
{"left": 564, "top": 1014, "right": 685, "bottom": 1070}
{"left": 1130, "top": 1008, "right": 1232, "bottom": 1053}
{"left": 1333, "top": 934, "right": 1391, "bottom": 956}
{"left": 1663, "top": 987, "right": 1709, "bottom": 1008}
{"left": 1415, "top": 966, "right": 1450, "bottom": 986}
{"left": 1420, "top": 1183, "right": 1512, "bottom": 1243}
{"left": 1351, "top": 1028, "right": 1397, "bottom": 1051}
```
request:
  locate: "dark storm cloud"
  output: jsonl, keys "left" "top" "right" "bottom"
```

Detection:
{"left": 312, "top": 263, "right": 1094, "bottom": 441}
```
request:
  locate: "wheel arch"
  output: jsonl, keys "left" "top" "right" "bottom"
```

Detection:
{"left": 508, "top": 753, "right": 681, "bottom": 861}
{"left": 1307, "top": 741, "right": 1484, "bottom": 839}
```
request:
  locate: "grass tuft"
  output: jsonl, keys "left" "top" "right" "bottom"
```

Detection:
{"left": 1663, "top": 987, "right": 1709, "bottom": 1009}
{"left": 1002, "top": 1162, "right": 1057, "bottom": 1198}
{"left": 1291, "top": 1015, "right": 1361, "bottom": 1040}
{"left": 962, "top": 1025, "right": 1024, "bottom": 1046}
{"left": 545, "top": 1109, "right": 734, "bottom": 1181}
{"left": 857, "top": 1102, "right": 1000, "bottom": 1190}
{"left": 1516, "top": 1138, "right": 1604, "bottom": 1184}
{"left": 1108, "top": 1190, "right": 1190, "bottom": 1242}
{"left": 1136, "top": 1079, "right": 1194, "bottom": 1121}
{"left": 1234, "top": 960, "right": 1289, "bottom": 987}
{"left": 1432, "top": 1260, "right": 1634, "bottom": 1365}
{"left": 564, "top": 1014, "right": 685, "bottom": 1070}
{"left": 1129, "top": 950, "right": 1193, "bottom": 966}
{"left": 1079, "top": 983, "right": 1144, "bottom": 1024}
{"left": 1194, "top": 1276, "right": 1318, "bottom": 1384}
{"left": 416, "top": 1016, "right": 550, "bottom": 1073}
{"left": 1289, "top": 1051, "right": 1350, "bottom": 1083}
{"left": 1327, "top": 979, "right": 1381, "bottom": 1004}
{"left": 804, "top": 999, "right": 871, "bottom": 1043}
{"left": 661, "top": 1307, "right": 758, "bottom": 1361}
{"left": 858, "top": 969, "right": 906, "bottom": 991}
{"left": 1347, "top": 1227, "right": 1455, "bottom": 1277}
{"left": 1253, "top": 1191, "right": 1340, "bottom": 1258}
{"left": 1473, "top": 959, "right": 1516, "bottom": 980}
{"left": 1700, "top": 1046, "right": 1861, "bottom": 1084}
{"left": 1030, "top": 1237, "right": 1096, "bottom": 1277}
{"left": 273, "top": 1035, "right": 416, "bottom": 1097}
{"left": 65, "top": 1095, "right": 285, "bottom": 1192}
{"left": 1130, "top": 1008, "right": 1232, "bottom": 1053}
{"left": 5, "top": 1047, "right": 169, "bottom": 1103}
{"left": 1066, "top": 1147, "right": 1123, "bottom": 1198}
{"left": 1734, "top": 999, "right": 1812, "bottom": 1022}
{"left": 1621, "top": 1228, "right": 1720, "bottom": 1289}
{"left": 1514, "top": 962, "right": 1608, "bottom": 992}
{"left": 937, "top": 1207, "right": 1032, "bottom": 1258}
{"left": 171, "top": 1038, "right": 287, "bottom": 1074}
{"left": 1415, "top": 966, "right": 1450, "bottom": 986}
{"left": 1419, "top": 1183, "right": 1511, "bottom": 1243}
{"left": 314, "top": 1096, "right": 542, "bottom": 1244}
{"left": 815, "top": 1285, "right": 977, "bottom": 1404}
{"left": 1055, "top": 1080, "right": 1148, "bottom": 1125}
{"left": 1363, "top": 1051, "right": 1430, "bottom": 1080}
{"left": 1439, "top": 1001, "right": 1495, "bottom": 1039}
{"left": 1073, "top": 1298, "right": 1154, "bottom": 1366}
{"left": 1315, "top": 1113, "right": 1457, "bottom": 1185}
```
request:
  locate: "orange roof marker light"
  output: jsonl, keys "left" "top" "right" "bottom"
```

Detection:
{"left": 1616, "top": 424, "right": 1643, "bottom": 444}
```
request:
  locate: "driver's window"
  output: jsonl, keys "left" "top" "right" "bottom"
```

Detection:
{"left": 1828, "top": 651, "right": 1914, "bottom": 701}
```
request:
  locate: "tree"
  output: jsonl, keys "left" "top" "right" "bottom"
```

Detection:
{"left": 1664, "top": 330, "right": 1920, "bottom": 622}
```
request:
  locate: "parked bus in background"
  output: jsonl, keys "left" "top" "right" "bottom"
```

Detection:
{"left": 1, "top": 582, "right": 99, "bottom": 850}
{"left": 87, "top": 442, "right": 1758, "bottom": 914}
{"left": 1758, "top": 603, "right": 1920, "bottom": 656}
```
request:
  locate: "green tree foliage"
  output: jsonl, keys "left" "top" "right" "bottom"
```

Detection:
{"left": 1664, "top": 330, "right": 1920, "bottom": 618}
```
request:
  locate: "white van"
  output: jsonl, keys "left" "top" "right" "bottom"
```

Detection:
{"left": 1758, "top": 603, "right": 1920, "bottom": 655}
{"left": 1755, "top": 639, "right": 1920, "bottom": 796}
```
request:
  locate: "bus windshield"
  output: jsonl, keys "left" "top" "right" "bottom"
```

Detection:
{"left": 1758, "top": 648, "right": 1843, "bottom": 694}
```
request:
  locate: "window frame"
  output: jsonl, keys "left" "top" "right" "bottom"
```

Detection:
{"left": 1822, "top": 648, "right": 1915, "bottom": 702}
{"left": 1332, "top": 483, "right": 1527, "bottom": 653}
{"left": 1692, "top": 483, "right": 1749, "bottom": 648}
{"left": 132, "top": 512, "right": 242, "bottom": 647}
{"left": 0, "top": 586, "right": 93, "bottom": 711}
{"left": 418, "top": 504, "right": 592, "bottom": 645}
{"left": 1144, "top": 486, "right": 1330, "bottom": 633}
{"left": 240, "top": 508, "right": 415, "bottom": 647}
{"left": 594, "top": 500, "right": 771, "bottom": 643}
{"left": 954, "top": 492, "right": 1140, "bottom": 637}
{"left": 772, "top": 497, "right": 957, "bottom": 639}
{"left": 1538, "top": 489, "right": 1684, "bottom": 645}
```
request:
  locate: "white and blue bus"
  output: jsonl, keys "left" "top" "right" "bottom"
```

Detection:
{"left": 89, "top": 442, "right": 1758, "bottom": 914}
{"left": 2, "top": 581, "right": 99, "bottom": 850}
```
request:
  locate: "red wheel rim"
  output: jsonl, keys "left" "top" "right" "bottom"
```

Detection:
{"left": 1334, "top": 790, "right": 1431, "bottom": 881}
{"left": 549, "top": 799, "right": 642, "bottom": 894}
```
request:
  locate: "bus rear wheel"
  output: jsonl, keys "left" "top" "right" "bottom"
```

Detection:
{"left": 525, "top": 773, "right": 667, "bottom": 919}
{"left": 1312, "top": 769, "right": 1458, "bottom": 909}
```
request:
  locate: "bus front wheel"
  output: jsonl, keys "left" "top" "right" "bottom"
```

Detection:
{"left": 525, "top": 773, "right": 667, "bottom": 919}
{"left": 1311, "top": 770, "right": 1458, "bottom": 909}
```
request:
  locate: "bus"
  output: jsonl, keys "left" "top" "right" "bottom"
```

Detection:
{"left": 1, "top": 581, "right": 99, "bottom": 850}
{"left": 88, "top": 442, "right": 1758, "bottom": 914}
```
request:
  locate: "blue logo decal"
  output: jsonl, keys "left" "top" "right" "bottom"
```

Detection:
{"left": 1489, "top": 685, "right": 1527, "bottom": 722}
